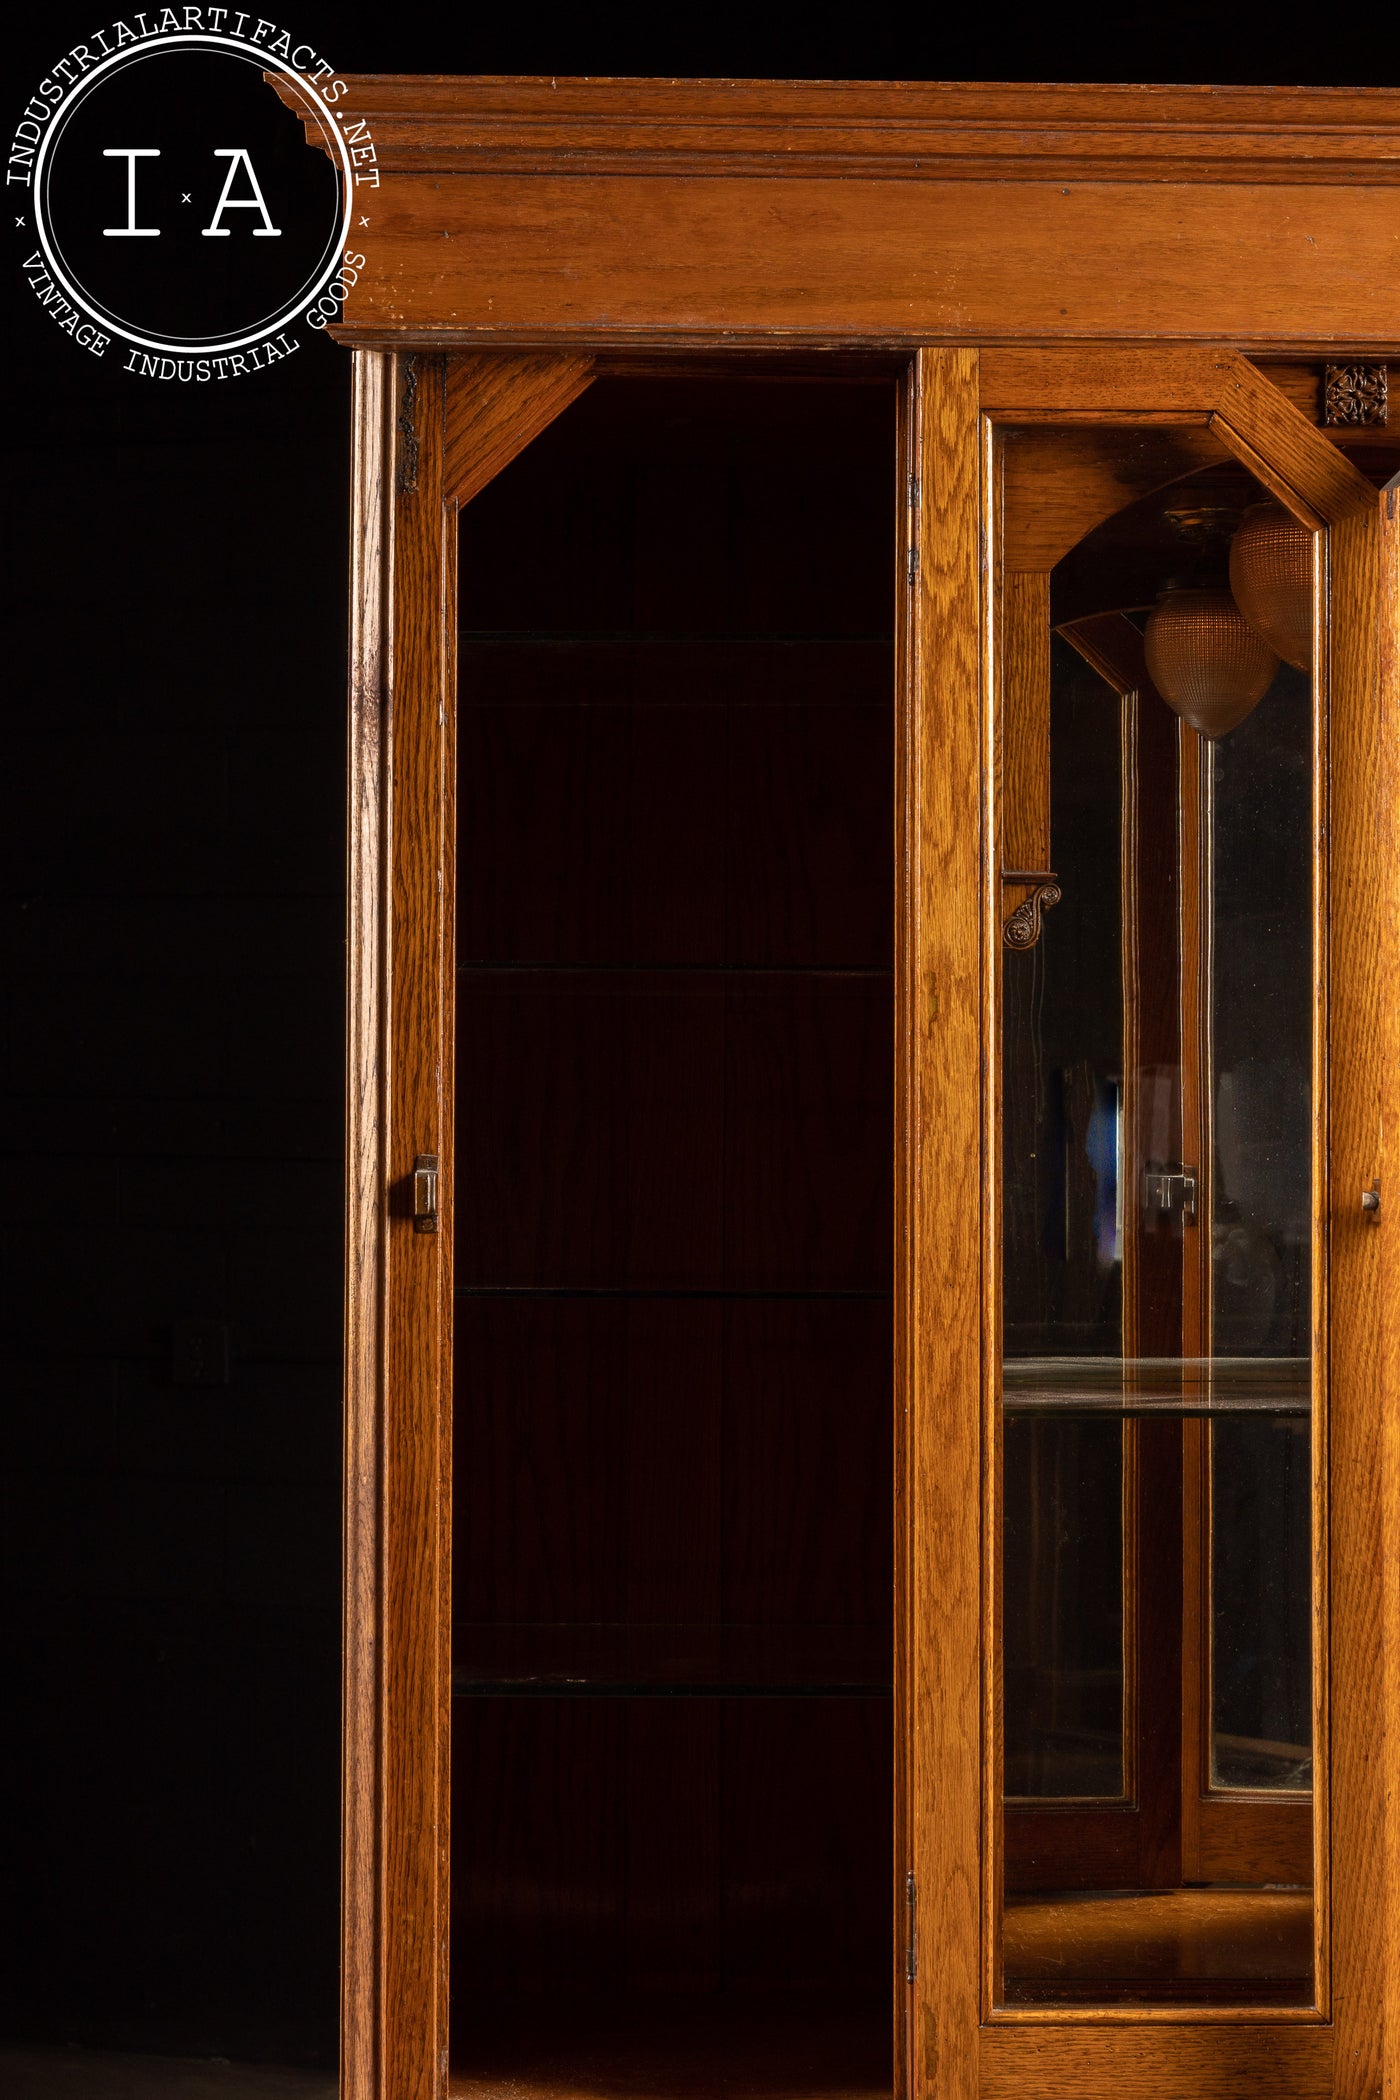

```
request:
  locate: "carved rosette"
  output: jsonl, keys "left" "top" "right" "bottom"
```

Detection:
{"left": 1323, "top": 363, "right": 1388, "bottom": 427}
{"left": 1003, "top": 879, "right": 1062, "bottom": 950}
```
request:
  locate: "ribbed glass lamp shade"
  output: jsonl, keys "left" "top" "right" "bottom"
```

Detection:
{"left": 1229, "top": 502, "right": 1313, "bottom": 672}
{"left": 1144, "top": 587, "right": 1279, "bottom": 739}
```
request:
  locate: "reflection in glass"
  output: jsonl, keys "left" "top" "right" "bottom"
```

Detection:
{"left": 1004, "top": 1416, "right": 1124, "bottom": 1798}
{"left": 1002, "top": 645, "right": 1125, "bottom": 1803}
{"left": 998, "top": 441, "right": 1315, "bottom": 2009}
{"left": 1209, "top": 663, "right": 1313, "bottom": 1791}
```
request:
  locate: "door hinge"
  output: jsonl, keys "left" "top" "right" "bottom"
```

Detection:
{"left": 1142, "top": 1163, "right": 1198, "bottom": 1225}
{"left": 907, "top": 474, "right": 920, "bottom": 585}
{"left": 413, "top": 1153, "right": 440, "bottom": 1233}
{"left": 905, "top": 1870, "right": 917, "bottom": 1983}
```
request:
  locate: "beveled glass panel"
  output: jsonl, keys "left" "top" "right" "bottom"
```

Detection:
{"left": 997, "top": 429, "right": 1315, "bottom": 2010}
{"left": 1003, "top": 644, "right": 1125, "bottom": 1802}
{"left": 1208, "top": 665, "right": 1313, "bottom": 1792}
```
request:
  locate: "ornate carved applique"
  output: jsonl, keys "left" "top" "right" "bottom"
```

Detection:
{"left": 1002, "top": 872, "right": 1062, "bottom": 950}
{"left": 1323, "top": 362, "right": 1388, "bottom": 427}
{"left": 396, "top": 354, "right": 420, "bottom": 492}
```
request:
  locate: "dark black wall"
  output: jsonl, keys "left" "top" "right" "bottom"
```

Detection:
{"left": 3, "top": 0, "right": 1398, "bottom": 2070}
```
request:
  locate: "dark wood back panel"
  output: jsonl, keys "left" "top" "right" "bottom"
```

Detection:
{"left": 452, "top": 378, "right": 895, "bottom": 2001}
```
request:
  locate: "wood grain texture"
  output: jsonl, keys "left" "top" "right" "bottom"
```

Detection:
{"left": 344, "top": 348, "right": 393, "bottom": 2100}
{"left": 382, "top": 354, "right": 452, "bottom": 2100}
{"left": 907, "top": 347, "right": 983, "bottom": 2100}
{"left": 1004, "top": 1887, "right": 1310, "bottom": 1988}
{"left": 1002, "top": 426, "right": 1226, "bottom": 573}
{"left": 998, "top": 572, "right": 1050, "bottom": 873}
{"left": 1208, "top": 368, "right": 1376, "bottom": 529}
{"left": 313, "top": 179, "right": 1400, "bottom": 353}
{"left": 981, "top": 349, "right": 1393, "bottom": 455}
{"left": 443, "top": 353, "right": 594, "bottom": 508}
{"left": 1327, "top": 495, "right": 1385, "bottom": 2090}
{"left": 979, "top": 2023, "right": 1332, "bottom": 2096}
{"left": 336, "top": 244, "right": 1400, "bottom": 2086}
{"left": 270, "top": 78, "right": 1400, "bottom": 186}
{"left": 1380, "top": 470, "right": 1400, "bottom": 2100}
{"left": 892, "top": 372, "right": 916, "bottom": 2100}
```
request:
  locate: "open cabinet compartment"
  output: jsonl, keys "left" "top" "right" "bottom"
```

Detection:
{"left": 449, "top": 375, "right": 898, "bottom": 2092}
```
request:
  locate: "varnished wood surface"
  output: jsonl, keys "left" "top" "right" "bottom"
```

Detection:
{"left": 1004, "top": 1888, "right": 1311, "bottom": 1987}
{"left": 311, "top": 179, "right": 1400, "bottom": 352}
{"left": 997, "top": 572, "right": 1050, "bottom": 874}
{"left": 908, "top": 348, "right": 983, "bottom": 2094}
{"left": 444, "top": 352, "right": 594, "bottom": 507}
{"left": 344, "top": 349, "right": 392, "bottom": 2100}
{"left": 1002, "top": 428, "right": 1227, "bottom": 574}
{"left": 274, "top": 78, "right": 1400, "bottom": 186}
{"left": 1325, "top": 478, "right": 1385, "bottom": 2079}
{"left": 979, "top": 2023, "right": 1332, "bottom": 2097}
{"left": 344, "top": 324, "right": 1400, "bottom": 2095}
{"left": 1381, "top": 469, "right": 1400, "bottom": 2099}
{"left": 383, "top": 353, "right": 453, "bottom": 2100}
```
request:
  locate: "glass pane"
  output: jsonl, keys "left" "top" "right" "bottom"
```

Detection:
{"left": 998, "top": 431, "right": 1315, "bottom": 2009}
{"left": 1004, "top": 1416, "right": 1124, "bottom": 1798}
{"left": 1003, "top": 642, "right": 1125, "bottom": 1801}
{"left": 1209, "top": 662, "right": 1313, "bottom": 1790}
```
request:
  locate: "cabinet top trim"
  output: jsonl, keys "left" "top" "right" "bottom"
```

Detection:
{"left": 272, "top": 75, "right": 1400, "bottom": 184}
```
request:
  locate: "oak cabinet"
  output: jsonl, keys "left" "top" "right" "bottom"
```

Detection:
{"left": 277, "top": 73, "right": 1400, "bottom": 2100}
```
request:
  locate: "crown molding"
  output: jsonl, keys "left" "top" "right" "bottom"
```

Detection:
{"left": 271, "top": 75, "right": 1400, "bottom": 185}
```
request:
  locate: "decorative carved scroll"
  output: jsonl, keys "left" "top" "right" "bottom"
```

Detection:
{"left": 1002, "top": 871, "right": 1062, "bottom": 949}
{"left": 1324, "top": 362, "right": 1388, "bottom": 427}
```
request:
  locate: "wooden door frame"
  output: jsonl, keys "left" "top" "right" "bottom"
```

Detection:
{"left": 344, "top": 348, "right": 596, "bottom": 2100}
{"left": 903, "top": 344, "right": 1395, "bottom": 2099}
{"left": 346, "top": 343, "right": 1399, "bottom": 2100}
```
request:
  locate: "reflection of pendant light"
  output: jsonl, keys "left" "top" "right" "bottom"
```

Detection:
{"left": 1228, "top": 501, "right": 1313, "bottom": 671}
{"left": 1144, "top": 586, "right": 1279, "bottom": 739}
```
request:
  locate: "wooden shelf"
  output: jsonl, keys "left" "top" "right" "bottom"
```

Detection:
{"left": 1003, "top": 1887, "right": 1312, "bottom": 2007}
{"left": 1003, "top": 1356, "right": 1310, "bottom": 1417}
{"left": 454, "top": 1622, "right": 890, "bottom": 1698}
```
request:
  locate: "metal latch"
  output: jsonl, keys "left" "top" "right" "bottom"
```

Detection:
{"left": 1143, "top": 1163, "right": 1198, "bottom": 1225}
{"left": 413, "top": 1153, "right": 439, "bottom": 1233}
{"left": 1362, "top": 1180, "right": 1381, "bottom": 1220}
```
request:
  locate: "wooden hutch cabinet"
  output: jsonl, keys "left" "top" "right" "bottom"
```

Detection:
{"left": 271, "top": 75, "right": 1400, "bottom": 2100}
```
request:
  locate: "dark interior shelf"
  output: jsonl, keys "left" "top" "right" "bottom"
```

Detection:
{"left": 458, "top": 961, "right": 893, "bottom": 975}
{"left": 455, "top": 1285, "right": 891, "bottom": 1300}
{"left": 452, "top": 1681, "right": 891, "bottom": 1699}
{"left": 450, "top": 375, "right": 896, "bottom": 2027}
{"left": 460, "top": 630, "right": 893, "bottom": 646}
{"left": 453, "top": 1623, "right": 890, "bottom": 1700}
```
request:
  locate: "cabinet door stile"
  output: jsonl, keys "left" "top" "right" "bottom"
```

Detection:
{"left": 906, "top": 345, "right": 985, "bottom": 2100}
{"left": 1326, "top": 491, "right": 1387, "bottom": 2089}
{"left": 345, "top": 346, "right": 394, "bottom": 2100}
{"left": 382, "top": 350, "right": 453, "bottom": 2100}
{"left": 1381, "top": 469, "right": 1400, "bottom": 2099}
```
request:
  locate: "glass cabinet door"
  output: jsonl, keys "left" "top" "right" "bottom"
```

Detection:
{"left": 996, "top": 427, "right": 1323, "bottom": 2007}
